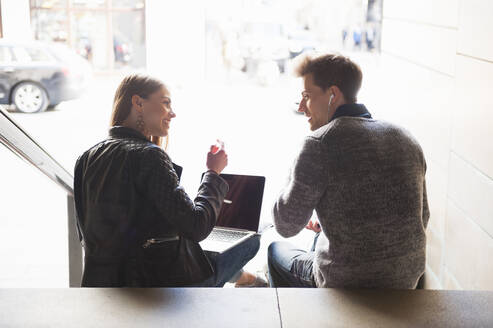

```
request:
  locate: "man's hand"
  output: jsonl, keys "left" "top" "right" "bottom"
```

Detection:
{"left": 305, "top": 219, "right": 321, "bottom": 233}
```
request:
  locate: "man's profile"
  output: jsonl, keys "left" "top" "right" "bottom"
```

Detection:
{"left": 268, "top": 53, "right": 429, "bottom": 289}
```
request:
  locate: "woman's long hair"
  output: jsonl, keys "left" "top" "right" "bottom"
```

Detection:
{"left": 150, "top": 135, "right": 168, "bottom": 149}
{"left": 110, "top": 74, "right": 168, "bottom": 149}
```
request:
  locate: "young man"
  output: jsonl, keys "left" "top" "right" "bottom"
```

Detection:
{"left": 268, "top": 54, "right": 429, "bottom": 289}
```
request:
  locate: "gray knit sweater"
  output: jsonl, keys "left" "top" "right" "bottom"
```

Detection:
{"left": 273, "top": 117, "right": 429, "bottom": 289}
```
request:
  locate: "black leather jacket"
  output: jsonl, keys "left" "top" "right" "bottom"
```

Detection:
{"left": 74, "top": 126, "right": 228, "bottom": 287}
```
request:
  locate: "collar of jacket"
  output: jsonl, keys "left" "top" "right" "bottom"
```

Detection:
{"left": 109, "top": 126, "right": 150, "bottom": 142}
{"left": 330, "top": 103, "right": 372, "bottom": 122}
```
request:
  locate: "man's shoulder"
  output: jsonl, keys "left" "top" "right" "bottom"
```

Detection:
{"left": 313, "top": 117, "right": 415, "bottom": 140}
{"left": 364, "top": 118, "right": 422, "bottom": 147}
{"left": 308, "top": 117, "right": 375, "bottom": 142}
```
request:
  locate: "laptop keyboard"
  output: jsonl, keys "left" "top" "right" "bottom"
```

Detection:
{"left": 208, "top": 229, "right": 250, "bottom": 243}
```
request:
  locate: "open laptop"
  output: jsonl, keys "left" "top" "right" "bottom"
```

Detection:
{"left": 199, "top": 173, "right": 265, "bottom": 253}
{"left": 173, "top": 164, "right": 265, "bottom": 254}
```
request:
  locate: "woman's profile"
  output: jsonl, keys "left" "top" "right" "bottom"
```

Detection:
{"left": 73, "top": 74, "right": 263, "bottom": 287}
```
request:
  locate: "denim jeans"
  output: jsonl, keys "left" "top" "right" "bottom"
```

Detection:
{"left": 267, "top": 233, "right": 319, "bottom": 288}
{"left": 196, "top": 234, "right": 261, "bottom": 287}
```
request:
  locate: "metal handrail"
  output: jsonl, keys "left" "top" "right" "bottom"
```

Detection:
{"left": 0, "top": 106, "right": 73, "bottom": 195}
{"left": 0, "top": 106, "right": 82, "bottom": 287}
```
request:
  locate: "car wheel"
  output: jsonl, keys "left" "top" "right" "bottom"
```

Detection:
{"left": 12, "top": 82, "right": 49, "bottom": 113}
{"left": 48, "top": 103, "right": 60, "bottom": 111}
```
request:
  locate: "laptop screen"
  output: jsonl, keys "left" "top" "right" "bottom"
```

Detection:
{"left": 174, "top": 165, "right": 265, "bottom": 232}
{"left": 215, "top": 174, "right": 265, "bottom": 232}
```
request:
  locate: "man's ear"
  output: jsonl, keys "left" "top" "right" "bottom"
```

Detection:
{"left": 328, "top": 85, "right": 343, "bottom": 102}
{"left": 131, "top": 95, "right": 143, "bottom": 113}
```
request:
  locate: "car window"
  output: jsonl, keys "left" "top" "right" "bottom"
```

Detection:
{"left": 26, "top": 47, "right": 54, "bottom": 62}
{"left": 0, "top": 46, "right": 13, "bottom": 63}
{"left": 11, "top": 47, "right": 32, "bottom": 63}
{"left": 48, "top": 43, "right": 84, "bottom": 63}
{"left": 11, "top": 46, "right": 54, "bottom": 63}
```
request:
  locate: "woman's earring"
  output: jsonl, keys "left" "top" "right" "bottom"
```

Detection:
{"left": 136, "top": 115, "right": 145, "bottom": 132}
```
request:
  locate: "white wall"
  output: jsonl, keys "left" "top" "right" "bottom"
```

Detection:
{"left": 1, "top": 0, "right": 31, "bottom": 39}
{"left": 379, "top": 0, "right": 493, "bottom": 290}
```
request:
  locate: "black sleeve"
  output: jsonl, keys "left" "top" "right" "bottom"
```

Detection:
{"left": 73, "top": 154, "right": 87, "bottom": 243}
{"left": 136, "top": 147, "right": 229, "bottom": 242}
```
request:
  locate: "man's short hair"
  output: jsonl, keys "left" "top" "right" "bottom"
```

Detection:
{"left": 294, "top": 53, "right": 362, "bottom": 103}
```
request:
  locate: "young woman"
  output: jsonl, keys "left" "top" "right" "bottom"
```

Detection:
{"left": 74, "top": 74, "right": 262, "bottom": 287}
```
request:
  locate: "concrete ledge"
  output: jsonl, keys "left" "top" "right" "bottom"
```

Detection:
{"left": 278, "top": 289, "right": 493, "bottom": 328}
{"left": 1, "top": 288, "right": 492, "bottom": 327}
{"left": 0, "top": 288, "right": 280, "bottom": 327}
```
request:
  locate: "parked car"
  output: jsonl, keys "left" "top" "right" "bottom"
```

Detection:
{"left": 0, "top": 39, "right": 92, "bottom": 113}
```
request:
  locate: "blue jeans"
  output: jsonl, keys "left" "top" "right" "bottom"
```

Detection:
{"left": 267, "top": 233, "right": 319, "bottom": 288}
{"left": 196, "top": 234, "right": 261, "bottom": 287}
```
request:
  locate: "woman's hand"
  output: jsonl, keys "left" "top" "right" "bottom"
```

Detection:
{"left": 207, "top": 141, "right": 228, "bottom": 174}
{"left": 305, "top": 219, "right": 321, "bottom": 233}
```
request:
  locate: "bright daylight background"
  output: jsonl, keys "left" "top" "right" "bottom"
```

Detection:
{"left": 2, "top": 0, "right": 492, "bottom": 291}
{"left": 1, "top": 0, "right": 382, "bottom": 287}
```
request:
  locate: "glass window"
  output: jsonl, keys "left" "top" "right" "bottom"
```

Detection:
{"left": 30, "top": 9, "right": 68, "bottom": 43}
{"left": 72, "top": 0, "right": 106, "bottom": 9}
{"left": 26, "top": 47, "right": 54, "bottom": 62}
{"left": 30, "top": 0, "right": 67, "bottom": 8}
{"left": 11, "top": 47, "right": 32, "bottom": 63}
{"left": 112, "top": 0, "right": 144, "bottom": 8}
{"left": 112, "top": 10, "right": 146, "bottom": 68}
{"left": 0, "top": 46, "right": 13, "bottom": 63}
{"left": 30, "top": 0, "right": 146, "bottom": 70}
{"left": 71, "top": 12, "right": 109, "bottom": 69}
